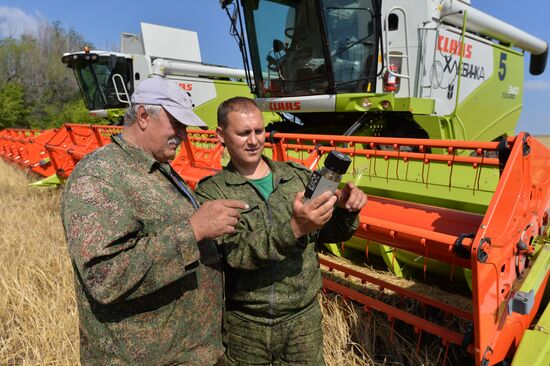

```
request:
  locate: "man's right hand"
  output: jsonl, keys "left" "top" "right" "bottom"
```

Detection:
{"left": 190, "top": 200, "right": 248, "bottom": 242}
{"left": 290, "top": 191, "right": 337, "bottom": 239}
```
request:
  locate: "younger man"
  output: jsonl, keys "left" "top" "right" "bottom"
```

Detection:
{"left": 195, "top": 97, "right": 367, "bottom": 365}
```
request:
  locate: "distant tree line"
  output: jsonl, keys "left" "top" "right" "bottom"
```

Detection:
{"left": 0, "top": 21, "right": 106, "bottom": 130}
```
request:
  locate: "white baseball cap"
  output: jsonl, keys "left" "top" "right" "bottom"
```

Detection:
{"left": 131, "top": 76, "right": 208, "bottom": 130}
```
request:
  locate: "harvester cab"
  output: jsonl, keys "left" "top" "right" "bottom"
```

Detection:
{"left": 61, "top": 49, "right": 134, "bottom": 117}
{"left": 221, "top": 0, "right": 548, "bottom": 142}
{"left": 61, "top": 22, "right": 261, "bottom": 126}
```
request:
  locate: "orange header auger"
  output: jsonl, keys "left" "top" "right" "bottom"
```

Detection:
{"left": 1, "top": 125, "right": 549, "bottom": 366}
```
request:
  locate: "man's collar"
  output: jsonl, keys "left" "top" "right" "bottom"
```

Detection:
{"left": 111, "top": 134, "right": 160, "bottom": 173}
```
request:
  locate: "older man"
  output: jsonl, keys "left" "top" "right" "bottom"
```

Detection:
{"left": 61, "top": 77, "right": 247, "bottom": 365}
{"left": 195, "top": 97, "right": 367, "bottom": 365}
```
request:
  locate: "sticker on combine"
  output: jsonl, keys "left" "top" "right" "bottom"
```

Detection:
{"left": 442, "top": 56, "right": 486, "bottom": 81}
{"left": 430, "top": 29, "right": 493, "bottom": 115}
{"left": 502, "top": 85, "right": 520, "bottom": 99}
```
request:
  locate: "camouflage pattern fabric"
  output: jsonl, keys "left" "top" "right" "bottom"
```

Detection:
{"left": 223, "top": 300, "right": 324, "bottom": 365}
{"left": 195, "top": 157, "right": 359, "bottom": 363}
{"left": 61, "top": 134, "right": 224, "bottom": 366}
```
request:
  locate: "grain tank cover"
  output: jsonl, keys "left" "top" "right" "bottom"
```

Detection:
{"left": 140, "top": 22, "right": 202, "bottom": 63}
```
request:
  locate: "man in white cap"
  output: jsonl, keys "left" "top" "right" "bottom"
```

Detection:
{"left": 61, "top": 77, "right": 246, "bottom": 365}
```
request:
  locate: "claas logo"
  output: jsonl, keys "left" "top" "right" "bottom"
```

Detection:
{"left": 179, "top": 83, "right": 193, "bottom": 91}
{"left": 437, "top": 35, "right": 472, "bottom": 59}
{"left": 268, "top": 101, "right": 301, "bottom": 111}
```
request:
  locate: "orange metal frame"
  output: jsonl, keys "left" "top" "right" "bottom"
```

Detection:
{"left": 1, "top": 126, "right": 548, "bottom": 366}
{"left": 266, "top": 132, "right": 549, "bottom": 365}
{"left": 0, "top": 128, "right": 58, "bottom": 176}
{"left": 470, "top": 134, "right": 550, "bottom": 365}
{"left": 45, "top": 124, "right": 122, "bottom": 178}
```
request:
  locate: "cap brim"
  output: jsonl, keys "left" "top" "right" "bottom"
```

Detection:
{"left": 164, "top": 105, "right": 209, "bottom": 130}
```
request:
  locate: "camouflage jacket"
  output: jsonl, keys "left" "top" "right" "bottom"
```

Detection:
{"left": 195, "top": 157, "right": 359, "bottom": 324}
{"left": 61, "top": 134, "right": 224, "bottom": 366}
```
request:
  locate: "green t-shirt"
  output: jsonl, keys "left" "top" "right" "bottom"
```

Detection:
{"left": 248, "top": 172, "right": 274, "bottom": 200}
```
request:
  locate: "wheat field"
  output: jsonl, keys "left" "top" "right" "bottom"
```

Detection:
{"left": 0, "top": 161, "right": 77, "bottom": 365}
{"left": 0, "top": 159, "right": 468, "bottom": 365}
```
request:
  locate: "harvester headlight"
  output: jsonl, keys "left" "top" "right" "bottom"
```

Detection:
{"left": 361, "top": 98, "right": 372, "bottom": 109}
{"left": 381, "top": 100, "right": 391, "bottom": 110}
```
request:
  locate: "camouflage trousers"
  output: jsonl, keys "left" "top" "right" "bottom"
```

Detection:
{"left": 223, "top": 300, "right": 325, "bottom": 365}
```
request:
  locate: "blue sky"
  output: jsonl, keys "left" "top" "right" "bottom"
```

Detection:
{"left": 0, "top": 0, "right": 549, "bottom": 134}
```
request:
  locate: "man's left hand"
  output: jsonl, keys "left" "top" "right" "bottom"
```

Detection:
{"left": 334, "top": 182, "right": 368, "bottom": 212}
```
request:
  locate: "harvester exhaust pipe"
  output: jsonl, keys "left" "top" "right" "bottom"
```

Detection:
{"left": 441, "top": 0, "right": 548, "bottom": 75}
{"left": 529, "top": 47, "right": 548, "bottom": 75}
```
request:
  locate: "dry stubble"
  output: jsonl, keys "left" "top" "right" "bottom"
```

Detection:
{"left": 0, "top": 161, "right": 77, "bottom": 365}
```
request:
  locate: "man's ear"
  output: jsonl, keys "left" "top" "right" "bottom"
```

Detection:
{"left": 136, "top": 105, "right": 149, "bottom": 131}
{"left": 216, "top": 126, "right": 225, "bottom": 146}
